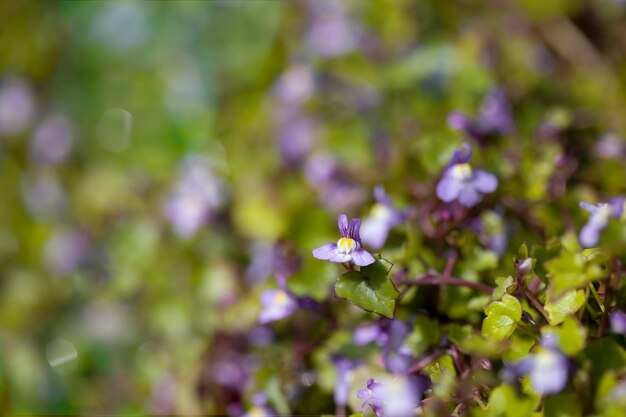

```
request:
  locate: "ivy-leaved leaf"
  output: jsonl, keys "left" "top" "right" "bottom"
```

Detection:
{"left": 334, "top": 260, "right": 399, "bottom": 319}
{"left": 482, "top": 294, "right": 522, "bottom": 341}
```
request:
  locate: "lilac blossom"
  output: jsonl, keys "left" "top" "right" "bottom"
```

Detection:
{"left": 579, "top": 198, "right": 624, "bottom": 248}
{"left": 312, "top": 214, "right": 375, "bottom": 266}
{"left": 360, "top": 186, "right": 407, "bottom": 250}
{"left": 164, "top": 155, "right": 227, "bottom": 238}
{"left": 30, "top": 114, "right": 74, "bottom": 165}
{"left": 447, "top": 88, "right": 515, "bottom": 145}
{"left": 436, "top": 144, "right": 498, "bottom": 208}
{"left": 258, "top": 289, "right": 298, "bottom": 324}
{"left": 503, "top": 334, "right": 570, "bottom": 396}
{"left": 610, "top": 310, "right": 626, "bottom": 334}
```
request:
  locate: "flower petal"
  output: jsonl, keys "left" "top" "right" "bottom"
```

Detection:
{"left": 579, "top": 201, "right": 598, "bottom": 213}
{"left": 312, "top": 243, "right": 338, "bottom": 260}
{"left": 579, "top": 222, "right": 600, "bottom": 248}
{"left": 329, "top": 252, "right": 352, "bottom": 263}
{"left": 349, "top": 218, "right": 361, "bottom": 241}
{"left": 338, "top": 214, "right": 349, "bottom": 237}
{"left": 360, "top": 217, "right": 390, "bottom": 250}
{"left": 436, "top": 177, "right": 463, "bottom": 202}
{"left": 351, "top": 249, "right": 375, "bottom": 266}
{"left": 472, "top": 170, "right": 498, "bottom": 193}
{"left": 458, "top": 186, "right": 482, "bottom": 207}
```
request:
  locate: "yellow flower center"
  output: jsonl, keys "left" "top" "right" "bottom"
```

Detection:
{"left": 337, "top": 237, "right": 357, "bottom": 254}
{"left": 451, "top": 163, "right": 473, "bottom": 181}
{"left": 274, "top": 290, "right": 288, "bottom": 304}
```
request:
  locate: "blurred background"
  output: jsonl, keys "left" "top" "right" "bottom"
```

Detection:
{"left": 3, "top": 0, "right": 626, "bottom": 414}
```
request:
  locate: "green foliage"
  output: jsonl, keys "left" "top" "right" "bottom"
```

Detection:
{"left": 482, "top": 295, "right": 522, "bottom": 341}
{"left": 545, "top": 243, "right": 604, "bottom": 298}
{"left": 334, "top": 260, "right": 399, "bottom": 319}
{"left": 544, "top": 290, "right": 586, "bottom": 326}
{"left": 483, "top": 383, "right": 538, "bottom": 417}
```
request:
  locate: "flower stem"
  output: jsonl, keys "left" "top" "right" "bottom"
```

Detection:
{"left": 397, "top": 273, "right": 493, "bottom": 294}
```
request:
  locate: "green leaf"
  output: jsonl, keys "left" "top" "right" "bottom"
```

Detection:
{"left": 544, "top": 290, "right": 586, "bottom": 325}
{"left": 549, "top": 317, "right": 587, "bottom": 356}
{"left": 545, "top": 250, "right": 603, "bottom": 298}
{"left": 583, "top": 338, "right": 626, "bottom": 384}
{"left": 406, "top": 315, "right": 441, "bottom": 356}
{"left": 493, "top": 276, "right": 517, "bottom": 301}
{"left": 482, "top": 294, "right": 522, "bottom": 341}
{"left": 334, "top": 260, "right": 399, "bottom": 319}
{"left": 485, "top": 383, "right": 538, "bottom": 417}
{"left": 448, "top": 324, "right": 503, "bottom": 356}
{"left": 543, "top": 393, "right": 582, "bottom": 417}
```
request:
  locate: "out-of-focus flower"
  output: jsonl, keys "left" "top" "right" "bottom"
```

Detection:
{"left": 273, "top": 63, "right": 315, "bottom": 106}
{"left": 258, "top": 289, "right": 298, "bottom": 324}
{"left": 579, "top": 198, "right": 624, "bottom": 248}
{"left": 331, "top": 355, "right": 361, "bottom": 407}
{"left": 353, "top": 323, "right": 388, "bottom": 346}
{"left": 382, "top": 320, "right": 413, "bottom": 374}
{"left": 503, "top": 334, "right": 570, "bottom": 396}
{"left": 360, "top": 186, "right": 407, "bottom": 250}
{"left": 30, "top": 114, "right": 74, "bottom": 165}
{"left": 44, "top": 228, "right": 90, "bottom": 276}
{"left": 447, "top": 88, "right": 515, "bottom": 145}
{"left": 276, "top": 115, "right": 316, "bottom": 167}
{"left": 164, "top": 155, "right": 227, "bottom": 238}
{"left": 306, "top": 0, "right": 358, "bottom": 57}
{"left": 20, "top": 174, "right": 67, "bottom": 221}
{"left": 358, "top": 376, "right": 425, "bottom": 417}
{"left": 610, "top": 310, "right": 626, "bottom": 334}
{"left": 243, "top": 393, "right": 276, "bottom": 417}
{"left": 595, "top": 133, "right": 626, "bottom": 159}
{"left": 357, "top": 378, "right": 384, "bottom": 417}
{"left": 0, "top": 77, "right": 35, "bottom": 136}
{"left": 436, "top": 144, "right": 498, "bottom": 207}
{"left": 312, "top": 214, "right": 375, "bottom": 266}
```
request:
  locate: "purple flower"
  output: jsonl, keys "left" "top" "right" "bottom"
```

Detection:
{"left": 436, "top": 144, "right": 498, "bottom": 207}
{"left": 447, "top": 88, "right": 515, "bottom": 145}
{"left": 305, "top": 0, "right": 358, "bottom": 57}
{"left": 360, "top": 186, "right": 407, "bottom": 250}
{"left": 331, "top": 355, "right": 361, "bottom": 407}
{"left": 357, "top": 378, "right": 384, "bottom": 417}
{"left": 276, "top": 115, "right": 316, "bottom": 167}
{"left": 243, "top": 393, "right": 276, "bottom": 417}
{"left": 273, "top": 63, "right": 315, "bottom": 106}
{"left": 611, "top": 310, "right": 626, "bottom": 334}
{"left": 30, "top": 114, "right": 74, "bottom": 166}
{"left": 579, "top": 199, "right": 624, "bottom": 248}
{"left": 258, "top": 289, "right": 298, "bottom": 324}
{"left": 312, "top": 214, "right": 375, "bottom": 266}
{"left": 503, "top": 334, "right": 570, "bottom": 396}
{"left": 353, "top": 323, "right": 388, "bottom": 346}
{"left": 0, "top": 76, "right": 35, "bottom": 136}
{"left": 357, "top": 376, "right": 425, "bottom": 417}
{"left": 164, "top": 155, "right": 227, "bottom": 238}
{"left": 44, "top": 228, "right": 90, "bottom": 276}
